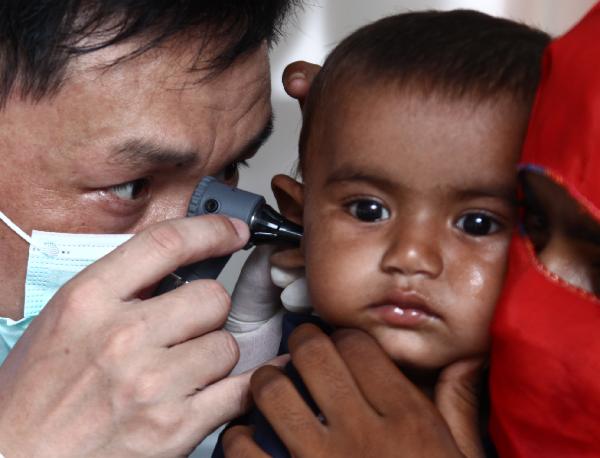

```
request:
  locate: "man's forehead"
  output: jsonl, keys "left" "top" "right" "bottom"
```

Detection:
{"left": 69, "top": 37, "right": 270, "bottom": 95}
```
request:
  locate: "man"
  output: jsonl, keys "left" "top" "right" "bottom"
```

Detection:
{"left": 0, "top": 1, "right": 298, "bottom": 456}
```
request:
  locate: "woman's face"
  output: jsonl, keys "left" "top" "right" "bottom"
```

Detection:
{"left": 523, "top": 172, "right": 600, "bottom": 297}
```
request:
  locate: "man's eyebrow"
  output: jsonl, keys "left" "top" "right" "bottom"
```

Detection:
{"left": 110, "top": 139, "right": 200, "bottom": 168}
{"left": 109, "top": 114, "right": 273, "bottom": 169}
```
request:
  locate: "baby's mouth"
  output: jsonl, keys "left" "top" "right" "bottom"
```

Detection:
{"left": 369, "top": 292, "right": 441, "bottom": 327}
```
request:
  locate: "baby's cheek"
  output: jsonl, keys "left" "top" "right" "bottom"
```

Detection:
{"left": 304, "top": 240, "right": 372, "bottom": 325}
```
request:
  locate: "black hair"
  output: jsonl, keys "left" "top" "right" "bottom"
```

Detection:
{"left": 0, "top": 0, "right": 300, "bottom": 106}
{"left": 299, "top": 9, "right": 551, "bottom": 165}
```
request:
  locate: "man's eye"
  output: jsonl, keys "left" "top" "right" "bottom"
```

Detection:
{"left": 456, "top": 212, "right": 502, "bottom": 236}
{"left": 219, "top": 160, "right": 249, "bottom": 184}
{"left": 109, "top": 179, "right": 149, "bottom": 200}
{"left": 347, "top": 200, "right": 390, "bottom": 222}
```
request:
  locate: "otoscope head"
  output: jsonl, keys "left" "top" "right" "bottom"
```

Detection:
{"left": 188, "top": 177, "right": 302, "bottom": 247}
{"left": 154, "top": 177, "right": 302, "bottom": 294}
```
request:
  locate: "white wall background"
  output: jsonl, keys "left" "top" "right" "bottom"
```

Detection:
{"left": 218, "top": 0, "right": 597, "bottom": 291}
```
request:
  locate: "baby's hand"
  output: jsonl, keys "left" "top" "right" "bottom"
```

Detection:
{"left": 435, "top": 357, "right": 487, "bottom": 458}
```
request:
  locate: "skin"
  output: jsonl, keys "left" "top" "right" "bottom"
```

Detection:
{"left": 0, "top": 37, "right": 276, "bottom": 456}
{"left": 275, "top": 84, "right": 528, "bottom": 370}
{"left": 0, "top": 39, "right": 272, "bottom": 320}
{"left": 523, "top": 172, "right": 600, "bottom": 296}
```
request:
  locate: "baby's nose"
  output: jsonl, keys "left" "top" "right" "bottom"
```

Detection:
{"left": 380, "top": 225, "right": 443, "bottom": 278}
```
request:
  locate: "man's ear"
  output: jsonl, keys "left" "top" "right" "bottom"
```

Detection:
{"left": 271, "top": 174, "right": 304, "bottom": 225}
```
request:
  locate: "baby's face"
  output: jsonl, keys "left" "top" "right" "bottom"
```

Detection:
{"left": 299, "top": 86, "right": 527, "bottom": 369}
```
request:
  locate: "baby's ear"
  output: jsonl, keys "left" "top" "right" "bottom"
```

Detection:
{"left": 271, "top": 174, "right": 304, "bottom": 225}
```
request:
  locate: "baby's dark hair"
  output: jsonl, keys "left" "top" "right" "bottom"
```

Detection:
{"left": 298, "top": 9, "right": 551, "bottom": 170}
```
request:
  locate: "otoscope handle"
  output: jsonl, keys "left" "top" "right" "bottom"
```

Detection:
{"left": 154, "top": 177, "right": 302, "bottom": 294}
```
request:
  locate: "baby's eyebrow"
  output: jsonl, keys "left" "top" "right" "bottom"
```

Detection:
{"left": 324, "top": 166, "right": 397, "bottom": 190}
{"left": 452, "top": 185, "right": 517, "bottom": 204}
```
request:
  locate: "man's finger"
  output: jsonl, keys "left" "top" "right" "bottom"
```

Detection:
{"left": 143, "top": 279, "right": 231, "bottom": 346}
{"left": 331, "top": 328, "right": 427, "bottom": 417}
{"left": 188, "top": 370, "right": 254, "bottom": 440}
{"left": 287, "top": 324, "right": 376, "bottom": 426}
{"left": 282, "top": 60, "right": 321, "bottom": 109}
{"left": 250, "top": 365, "right": 326, "bottom": 454}
{"left": 222, "top": 425, "right": 269, "bottom": 458}
{"left": 73, "top": 216, "right": 249, "bottom": 300}
{"left": 162, "top": 330, "right": 240, "bottom": 393}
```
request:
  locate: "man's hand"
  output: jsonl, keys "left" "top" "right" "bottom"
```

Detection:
{"left": 0, "top": 216, "right": 253, "bottom": 458}
{"left": 222, "top": 324, "right": 465, "bottom": 458}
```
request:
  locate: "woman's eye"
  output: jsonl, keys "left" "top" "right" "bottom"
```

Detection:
{"left": 347, "top": 200, "right": 390, "bottom": 222}
{"left": 109, "top": 179, "right": 150, "bottom": 201}
{"left": 522, "top": 204, "right": 550, "bottom": 252}
{"left": 456, "top": 212, "right": 502, "bottom": 236}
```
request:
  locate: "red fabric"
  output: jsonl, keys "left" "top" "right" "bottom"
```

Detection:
{"left": 489, "top": 3, "right": 600, "bottom": 456}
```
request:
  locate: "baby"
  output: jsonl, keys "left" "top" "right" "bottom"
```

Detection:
{"left": 215, "top": 9, "right": 550, "bottom": 457}
{"left": 272, "top": 8, "right": 548, "bottom": 376}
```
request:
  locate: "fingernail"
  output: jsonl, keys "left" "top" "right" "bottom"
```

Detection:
{"left": 228, "top": 217, "right": 249, "bottom": 240}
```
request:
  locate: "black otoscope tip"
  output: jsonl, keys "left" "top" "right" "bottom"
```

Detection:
{"left": 249, "top": 203, "right": 303, "bottom": 246}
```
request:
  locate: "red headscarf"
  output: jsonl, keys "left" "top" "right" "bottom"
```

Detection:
{"left": 489, "top": 3, "right": 600, "bottom": 456}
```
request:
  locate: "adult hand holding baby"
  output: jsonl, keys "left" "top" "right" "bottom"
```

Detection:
{"left": 222, "top": 324, "right": 481, "bottom": 458}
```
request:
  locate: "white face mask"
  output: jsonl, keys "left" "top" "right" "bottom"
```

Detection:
{"left": 0, "top": 211, "right": 132, "bottom": 363}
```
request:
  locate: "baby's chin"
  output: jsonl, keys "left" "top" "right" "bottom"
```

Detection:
{"left": 373, "top": 329, "right": 462, "bottom": 372}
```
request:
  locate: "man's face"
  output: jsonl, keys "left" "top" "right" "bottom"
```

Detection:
{"left": 300, "top": 86, "right": 527, "bottom": 370}
{"left": 0, "top": 40, "right": 272, "bottom": 318}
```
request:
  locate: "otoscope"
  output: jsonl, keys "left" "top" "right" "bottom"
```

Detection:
{"left": 155, "top": 176, "right": 303, "bottom": 294}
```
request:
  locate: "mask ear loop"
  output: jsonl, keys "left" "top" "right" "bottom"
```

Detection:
{"left": 0, "top": 211, "right": 52, "bottom": 254}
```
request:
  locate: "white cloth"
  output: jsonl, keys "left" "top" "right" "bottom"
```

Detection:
{"left": 227, "top": 246, "right": 311, "bottom": 375}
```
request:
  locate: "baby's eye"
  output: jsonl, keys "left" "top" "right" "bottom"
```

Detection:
{"left": 347, "top": 199, "right": 390, "bottom": 222}
{"left": 456, "top": 212, "right": 502, "bottom": 236}
{"left": 109, "top": 178, "right": 150, "bottom": 201}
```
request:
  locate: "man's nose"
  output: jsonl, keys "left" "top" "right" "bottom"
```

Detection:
{"left": 380, "top": 221, "right": 443, "bottom": 278}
